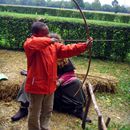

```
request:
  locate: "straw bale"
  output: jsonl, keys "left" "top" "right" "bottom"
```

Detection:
{"left": 0, "top": 74, "right": 25, "bottom": 101}
{"left": 76, "top": 73, "right": 118, "bottom": 93}
{"left": 0, "top": 50, "right": 26, "bottom": 101}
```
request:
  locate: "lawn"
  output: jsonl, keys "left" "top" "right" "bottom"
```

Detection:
{"left": 0, "top": 50, "right": 130, "bottom": 130}
{"left": 71, "top": 56, "right": 130, "bottom": 130}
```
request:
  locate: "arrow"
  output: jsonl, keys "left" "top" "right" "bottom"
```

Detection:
{"left": 64, "top": 39, "right": 116, "bottom": 42}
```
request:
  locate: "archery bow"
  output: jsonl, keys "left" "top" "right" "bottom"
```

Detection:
{"left": 71, "top": 1, "right": 92, "bottom": 129}
{"left": 72, "top": 0, "right": 92, "bottom": 96}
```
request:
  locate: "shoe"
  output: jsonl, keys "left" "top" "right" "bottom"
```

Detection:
{"left": 20, "top": 70, "right": 27, "bottom": 76}
{"left": 84, "top": 117, "right": 92, "bottom": 123}
{"left": 76, "top": 112, "right": 92, "bottom": 123}
{"left": 11, "top": 107, "right": 28, "bottom": 121}
{"left": 42, "top": 128, "right": 50, "bottom": 130}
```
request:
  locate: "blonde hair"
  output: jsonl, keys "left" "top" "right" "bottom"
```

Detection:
{"left": 57, "top": 58, "right": 69, "bottom": 67}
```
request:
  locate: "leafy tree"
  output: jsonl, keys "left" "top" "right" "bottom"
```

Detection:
{"left": 127, "top": 7, "right": 130, "bottom": 13}
{"left": 112, "top": 0, "right": 119, "bottom": 13}
{"left": 84, "top": 2, "right": 92, "bottom": 10}
{"left": 91, "top": 0, "right": 101, "bottom": 10}
{"left": 112, "top": 0, "right": 118, "bottom": 7}
{"left": 63, "top": 1, "right": 73, "bottom": 9}
{"left": 0, "top": 0, "right": 7, "bottom": 4}
{"left": 71, "top": 0, "right": 85, "bottom": 9}
{"left": 35, "top": 0, "right": 46, "bottom": 6}
{"left": 46, "top": 0, "right": 51, "bottom": 2}
{"left": 20, "top": 0, "right": 29, "bottom": 5}
{"left": 119, "top": 5, "right": 127, "bottom": 13}
{"left": 0, "top": 0, "right": 129, "bottom": 13}
{"left": 0, "top": 0, "right": 17, "bottom": 4}
{"left": 102, "top": 4, "right": 113, "bottom": 12}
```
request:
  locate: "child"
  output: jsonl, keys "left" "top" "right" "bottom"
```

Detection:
{"left": 24, "top": 21, "right": 93, "bottom": 130}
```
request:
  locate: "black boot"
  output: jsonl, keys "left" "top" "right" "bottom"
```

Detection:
{"left": 81, "top": 112, "right": 92, "bottom": 123}
{"left": 11, "top": 102, "right": 29, "bottom": 121}
{"left": 73, "top": 110, "right": 92, "bottom": 123}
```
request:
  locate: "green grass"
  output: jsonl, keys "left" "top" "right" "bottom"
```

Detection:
{"left": 86, "top": 124, "right": 130, "bottom": 130}
{"left": 71, "top": 56, "right": 130, "bottom": 130}
{"left": 72, "top": 56, "right": 130, "bottom": 91}
{"left": 0, "top": 50, "right": 129, "bottom": 130}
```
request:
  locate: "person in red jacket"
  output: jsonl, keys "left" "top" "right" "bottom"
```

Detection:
{"left": 24, "top": 21, "right": 93, "bottom": 130}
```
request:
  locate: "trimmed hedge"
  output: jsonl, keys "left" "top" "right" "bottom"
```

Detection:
{"left": 0, "top": 4, "right": 130, "bottom": 24}
{"left": 0, "top": 12, "right": 130, "bottom": 61}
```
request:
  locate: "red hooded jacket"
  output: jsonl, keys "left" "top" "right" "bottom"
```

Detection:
{"left": 24, "top": 35, "right": 88, "bottom": 94}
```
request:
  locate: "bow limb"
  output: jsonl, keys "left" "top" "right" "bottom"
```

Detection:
{"left": 72, "top": 0, "right": 92, "bottom": 96}
{"left": 72, "top": 0, "right": 90, "bottom": 39}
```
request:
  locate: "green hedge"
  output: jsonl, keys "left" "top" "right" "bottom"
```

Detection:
{"left": 0, "top": 4, "right": 130, "bottom": 24}
{"left": 0, "top": 12, "right": 130, "bottom": 61}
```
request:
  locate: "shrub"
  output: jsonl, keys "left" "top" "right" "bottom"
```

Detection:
{"left": 0, "top": 12, "right": 130, "bottom": 61}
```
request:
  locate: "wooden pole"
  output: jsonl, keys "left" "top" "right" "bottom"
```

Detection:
{"left": 98, "top": 116, "right": 103, "bottom": 130}
{"left": 82, "top": 87, "right": 91, "bottom": 129}
{"left": 105, "top": 117, "right": 111, "bottom": 127}
{"left": 87, "top": 81, "right": 108, "bottom": 130}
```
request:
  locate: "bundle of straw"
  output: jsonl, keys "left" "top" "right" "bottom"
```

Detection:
{"left": 76, "top": 73, "right": 118, "bottom": 93}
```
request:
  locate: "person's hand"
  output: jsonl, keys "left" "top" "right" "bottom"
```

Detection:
{"left": 56, "top": 80, "right": 60, "bottom": 87}
{"left": 51, "top": 38, "right": 59, "bottom": 43}
{"left": 56, "top": 79, "right": 63, "bottom": 88}
{"left": 86, "top": 37, "right": 93, "bottom": 48}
